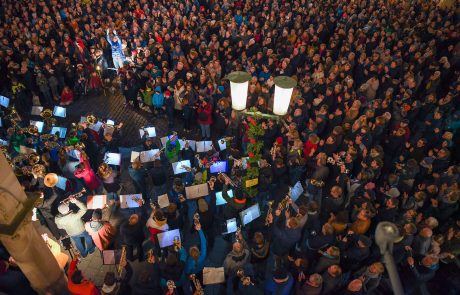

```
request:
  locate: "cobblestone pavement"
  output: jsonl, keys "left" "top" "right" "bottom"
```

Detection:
{"left": 33, "top": 92, "right": 249, "bottom": 293}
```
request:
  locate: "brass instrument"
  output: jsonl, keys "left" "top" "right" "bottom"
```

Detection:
{"left": 5, "top": 107, "right": 21, "bottom": 126}
{"left": 44, "top": 140, "right": 61, "bottom": 149}
{"left": 40, "top": 134, "right": 55, "bottom": 141}
{"left": 147, "top": 249, "right": 155, "bottom": 264}
{"left": 217, "top": 172, "right": 237, "bottom": 187}
{"left": 27, "top": 125, "right": 39, "bottom": 135}
{"left": 166, "top": 280, "right": 176, "bottom": 290}
{"left": 28, "top": 153, "right": 40, "bottom": 165}
{"left": 181, "top": 165, "right": 196, "bottom": 173}
{"left": 190, "top": 273, "right": 204, "bottom": 295}
{"left": 327, "top": 156, "right": 349, "bottom": 174}
{"left": 86, "top": 114, "right": 97, "bottom": 125}
{"left": 207, "top": 176, "right": 217, "bottom": 187}
{"left": 237, "top": 269, "right": 254, "bottom": 286}
{"left": 235, "top": 225, "right": 242, "bottom": 243}
{"left": 265, "top": 201, "right": 274, "bottom": 226}
{"left": 310, "top": 179, "right": 325, "bottom": 187}
{"left": 193, "top": 212, "right": 200, "bottom": 226}
{"left": 60, "top": 188, "right": 87, "bottom": 204}
{"left": 32, "top": 164, "right": 46, "bottom": 178}
{"left": 219, "top": 136, "right": 233, "bottom": 145}
{"left": 228, "top": 155, "right": 243, "bottom": 167}
{"left": 173, "top": 236, "right": 181, "bottom": 252}
{"left": 40, "top": 109, "right": 56, "bottom": 127}
{"left": 277, "top": 188, "right": 292, "bottom": 211}
{"left": 118, "top": 245, "right": 127, "bottom": 277}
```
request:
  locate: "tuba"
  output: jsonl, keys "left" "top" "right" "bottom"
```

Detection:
{"left": 27, "top": 125, "right": 39, "bottom": 135}
{"left": 40, "top": 109, "right": 56, "bottom": 127}
{"left": 32, "top": 164, "right": 46, "bottom": 178}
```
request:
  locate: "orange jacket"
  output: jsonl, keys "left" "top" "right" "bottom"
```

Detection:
{"left": 67, "top": 259, "right": 100, "bottom": 295}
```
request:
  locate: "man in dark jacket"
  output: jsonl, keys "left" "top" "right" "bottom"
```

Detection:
{"left": 404, "top": 255, "right": 439, "bottom": 295}
{"left": 120, "top": 214, "right": 145, "bottom": 262}
{"left": 338, "top": 233, "right": 372, "bottom": 272}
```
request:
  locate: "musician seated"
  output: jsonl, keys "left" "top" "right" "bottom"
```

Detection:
{"left": 67, "top": 256, "right": 99, "bottom": 295}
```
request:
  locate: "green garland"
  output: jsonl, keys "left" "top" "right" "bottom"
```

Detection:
{"left": 242, "top": 108, "right": 265, "bottom": 197}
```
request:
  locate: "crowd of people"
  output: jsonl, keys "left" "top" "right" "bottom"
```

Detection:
{"left": 1, "top": 0, "right": 460, "bottom": 294}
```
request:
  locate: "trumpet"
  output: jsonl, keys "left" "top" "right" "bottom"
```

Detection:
{"left": 237, "top": 269, "right": 254, "bottom": 286}
{"left": 118, "top": 245, "right": 127, "bottom": 278}
{"left": 228, "top": 155, "right": 243, "bottom": 168}
{"left": 207, "top": 176, "right": 217, "bottom": 186}
{"left": 181, "top": 165, "right": 196, "bottom": 173}
{"left": 27, "top": 125, "right": 39, "bottom": 135}
{"left": 219, "top": 136, "right": 233, "bottom": 145}
{"left": 60, "top": 188, "right": 87, "bottom": 204}
{"left": 173, "top": 236, "right": 181, "bottom": 252}
{"left": 193, "top": 212, "right": 200, "bottom": 226}
{"left": 265, "top": 201, "right": 274, "bottom": 226}
{"left": 190, "top": 273, "right": 204, "bottom": 295}
{"left": 277, "top": 188, "right": 291, "bottom": 211}
{"left": 235, "top": 225, "right": 242, "bottom": 243}
{"left": 217, "top": 172, "right": 238, "bottom": 187}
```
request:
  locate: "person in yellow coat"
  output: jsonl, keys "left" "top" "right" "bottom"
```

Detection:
{"left": 41, "top": 233, "right": 69, "bottom": 270}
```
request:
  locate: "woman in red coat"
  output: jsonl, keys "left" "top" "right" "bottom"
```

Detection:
{"left": 74, "top": 152, "right": 101, "bottom": 193}
{"left": 197, "top": 98, "right": 213, "bottom": 140}
{"left": 304, "top": 133, "right": 320, "bottom": 160}
{"left": 60, "top": 86, "right": 74, "bottom": 105}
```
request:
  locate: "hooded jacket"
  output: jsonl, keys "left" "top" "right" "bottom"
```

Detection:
{"left": 223, "top": 248, "right": 250, "bottom": 277}
{"left": 152, "top": 86, "right": 164, "bottom": 108}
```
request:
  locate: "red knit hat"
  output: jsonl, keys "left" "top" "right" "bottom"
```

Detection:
{"left": 276, "top": 137, "right": 283, "bottom": 145}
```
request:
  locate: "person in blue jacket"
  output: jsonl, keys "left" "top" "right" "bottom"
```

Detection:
{"left": 152, "top": 86, "right": 165, "bottom": 116}
{"left": 106, "top": 29, "right": 126, "bottom": 69}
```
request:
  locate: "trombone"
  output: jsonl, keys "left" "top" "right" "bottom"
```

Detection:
{"left": 217, "top": 172, "right": 238, "bottom": 187}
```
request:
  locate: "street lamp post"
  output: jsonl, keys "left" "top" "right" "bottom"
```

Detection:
{"left": 273, "top": 76, "right": 297, "bottom": 116}
{"left": 227, "top": 71, "right": 252, "bottom": 111}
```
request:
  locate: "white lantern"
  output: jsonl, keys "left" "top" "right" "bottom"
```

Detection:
{"left": 227, "top": 71, "right": 251, "bottom": 111}
{"left": 273, "top": 76, "right": 297, "bottom": 116}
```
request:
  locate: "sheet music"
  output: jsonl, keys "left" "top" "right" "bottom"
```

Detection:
{"left": 240, "top": 204, "right": 261, "bottom": 226}
{"left": 172, "top": 160, "right": 192, "bottom": 174}
{"left": 50, "top": 127, "right": 67, "bottom": 138}
{"left": 31, "top": 106, "right": 43, "bottom": 116}
{"left": 87, "top": 195, "right": 107, "bottom": 209}
{"left": 157, "top": 229, "right": 181, "bottom": 248}
{"left": 224, "top": 218, "right": 237, "bottom": 234}
{"left": 218, "top": 139, "right": 227, "bottom": 151}
{"left": 67, "top": 149, "right": 81, "bottom": 160}
{"left": 0, "top": 139, "right": 8, "bottom": 146}
{"left": 209, "top": 161, "right": 228, "bottom": 173}
{"left": 19, "top": 145, "right": 36, "bottom": 154}
{"left": 104, "top": 153, "right": 121, "bottom": 166}
{"left": 216, "top": 189, "right": 233, "bottom": 206}
{"left": 120, "top": 194, "right": 143, "bottom": 208}
{"left": 181, "top": 140, "right": 196, "bottom": 151}
{"left": 89, "top": 121, "right": 103, "bottom": 132}
{"left": 56, "top": 176, "right": 67, "bottom": 190}
{"left": 291, "top": 181, "right": 304, "bottom": 202}
{"left": 53, "top": 106, "right": 67, "bottom": 117}
{"left": 139, "top": 149, "right": 160, "bottom": 163}
{"left": 102, "top": 250, "right": 116, "bottom": 265}
{"left": 30, "top": 120, "right": 44, "bottom": 133}
{"left": 196, "top": 141, "right": 213, "bottom": 153}
{"left": 203, "top": 267, "right": 225, "bottom": 285}
{"left": 185, "top": 183, "right": 209, "bottom": 199}
{"left": 157, "top": 194, "right": 170, "bottom": 208}
{"left": 131, "top": 151, "right": 140, "bottom": 162}
{"left": 139, "top": 127, "right": 156, "bottom": 138}
{"left": 106, "top": 119, "right": 115, "bottom": 126}
{"left": 0, "top": 95, "right": 10, "bottom": 108}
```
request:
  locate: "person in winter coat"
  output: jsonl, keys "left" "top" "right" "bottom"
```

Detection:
{"left": 295, "top": 273, "right": 323, "bottom": 295}
{"left": 196, "top": 98, "right": 213, "bottom": 140}
{"left": 152, "top": 86, "right": 164, "bottom": 114}
{"left": 67, "top": 256, "right": 100, "bottom": 295}
{"left": 74, "top": 152, "right": 101, "bottom": 194}
{"left": 184, "top": 223, "right": 207, "bottom": 276}
{"left": 146, "top": 209, "right": 169, "bottom": 243}
{"left": 359, "top": 76, "right": 379, "bottom": 101}
{"left": 224, "top": 241, "right": 251, "bottom": 277}
{"left": 163, "top": 90, "right": 175, "bottom": 127}
{"left": 84, "top": 209, "right": 117, "bottom": 251}
{"left": 106, "top": 29, "right": 125, "bottom": 69}
{"left": 123, "top": 71, "right": 140, "bottom": 109}
{"left": 120, "top": 214, "right": 145, "bottom": 262}
{"left": 60, "top": 85, "right": 74, "bottom": 105}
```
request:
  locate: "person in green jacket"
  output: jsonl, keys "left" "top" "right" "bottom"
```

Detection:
{"left": 166, "top": 134, "right": 181, "bottom": 163}
{"left": 140, "top": 82, "right": 155, "bottom": 114}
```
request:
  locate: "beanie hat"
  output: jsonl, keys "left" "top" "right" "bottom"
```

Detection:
{"left": 276, "top": 137, "right": 283, "bottom": 145}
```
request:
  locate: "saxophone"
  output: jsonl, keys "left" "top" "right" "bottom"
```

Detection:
{"left": 190, "top": 273, "right": 204, "bottom": 295}
{"left": 118, "top": 245, "right": 127, "bottom": 277}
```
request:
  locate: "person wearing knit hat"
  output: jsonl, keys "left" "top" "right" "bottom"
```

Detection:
{"left": 84, "top": 209, "right": 117, "bottom": 251}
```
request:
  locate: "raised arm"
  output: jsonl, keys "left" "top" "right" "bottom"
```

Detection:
{"left": 106, "top": 29, "right": 114, "bottom": 46}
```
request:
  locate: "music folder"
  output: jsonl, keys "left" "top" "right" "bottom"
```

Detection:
{"left": 0, "top": 95, "right": 10, "bottom": 108}
{"left": 138, "top": 149, "right": 160, "bottom": 163}
{"left": 196, "top": 141, "right": 213, "bottom": 153}
{"left": 53, "top": 106, "right": 67, "bottom": 118}
{"left": 240, "top": 204, "right": 261, "bottom": 226}
{"left": 203, "top": 267, "right": 225, "bottom": 285}
{"left": 87, "top": 195, "right": 107, "bottom": 209}
{"left": 179, "top": 139, "right": 196, "bottom": 151}
{"left": 56, "top": 176, "right": 68, "bottom": 190}
{"left": 157, "top": 194, "right": 170, "bottom": 208}
{"left": 157, "top": 229, "right": 181, "bottom": 248}
{"left": 291, "top": 181, "right": 304, "bottom": 202}
{"left": 209, "top": 161, "right": 228, "bottom": 174}
{"left": 185, "top": 183, "right": 209, "bottom": 199}
{"left": 30, "top": 120, "right": 44, "bottom": 133}
{"left": 102, "top": 249, "right": 122, "bottom": 265}
{"left": 31, "top": 106, "right": 43, "bottom": 116}
{"left": 19, "top": 145, "right": 36, "bottom": 155}
{"left": 50, "top": 127, "right": 67, "bottom": 139}
{"left": 216, "top": 189, "right": 233, "bottom": 206}
{"left": 172, "top": 160, "right": 192, "bottom": 175}
{"left": 120, "top": 194, "right": 143, "bottom": 209}
{"left": 218, "top": 139, "right": 227, "bottom": 151}
{"left": 139, "top": 127, "right": 156, "bottom": 138}
{"left": 104, "top": 153, "right": 121, "bottom": 166}
{"left": 223, "top": 218, "right": 237, "bottom": 234}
